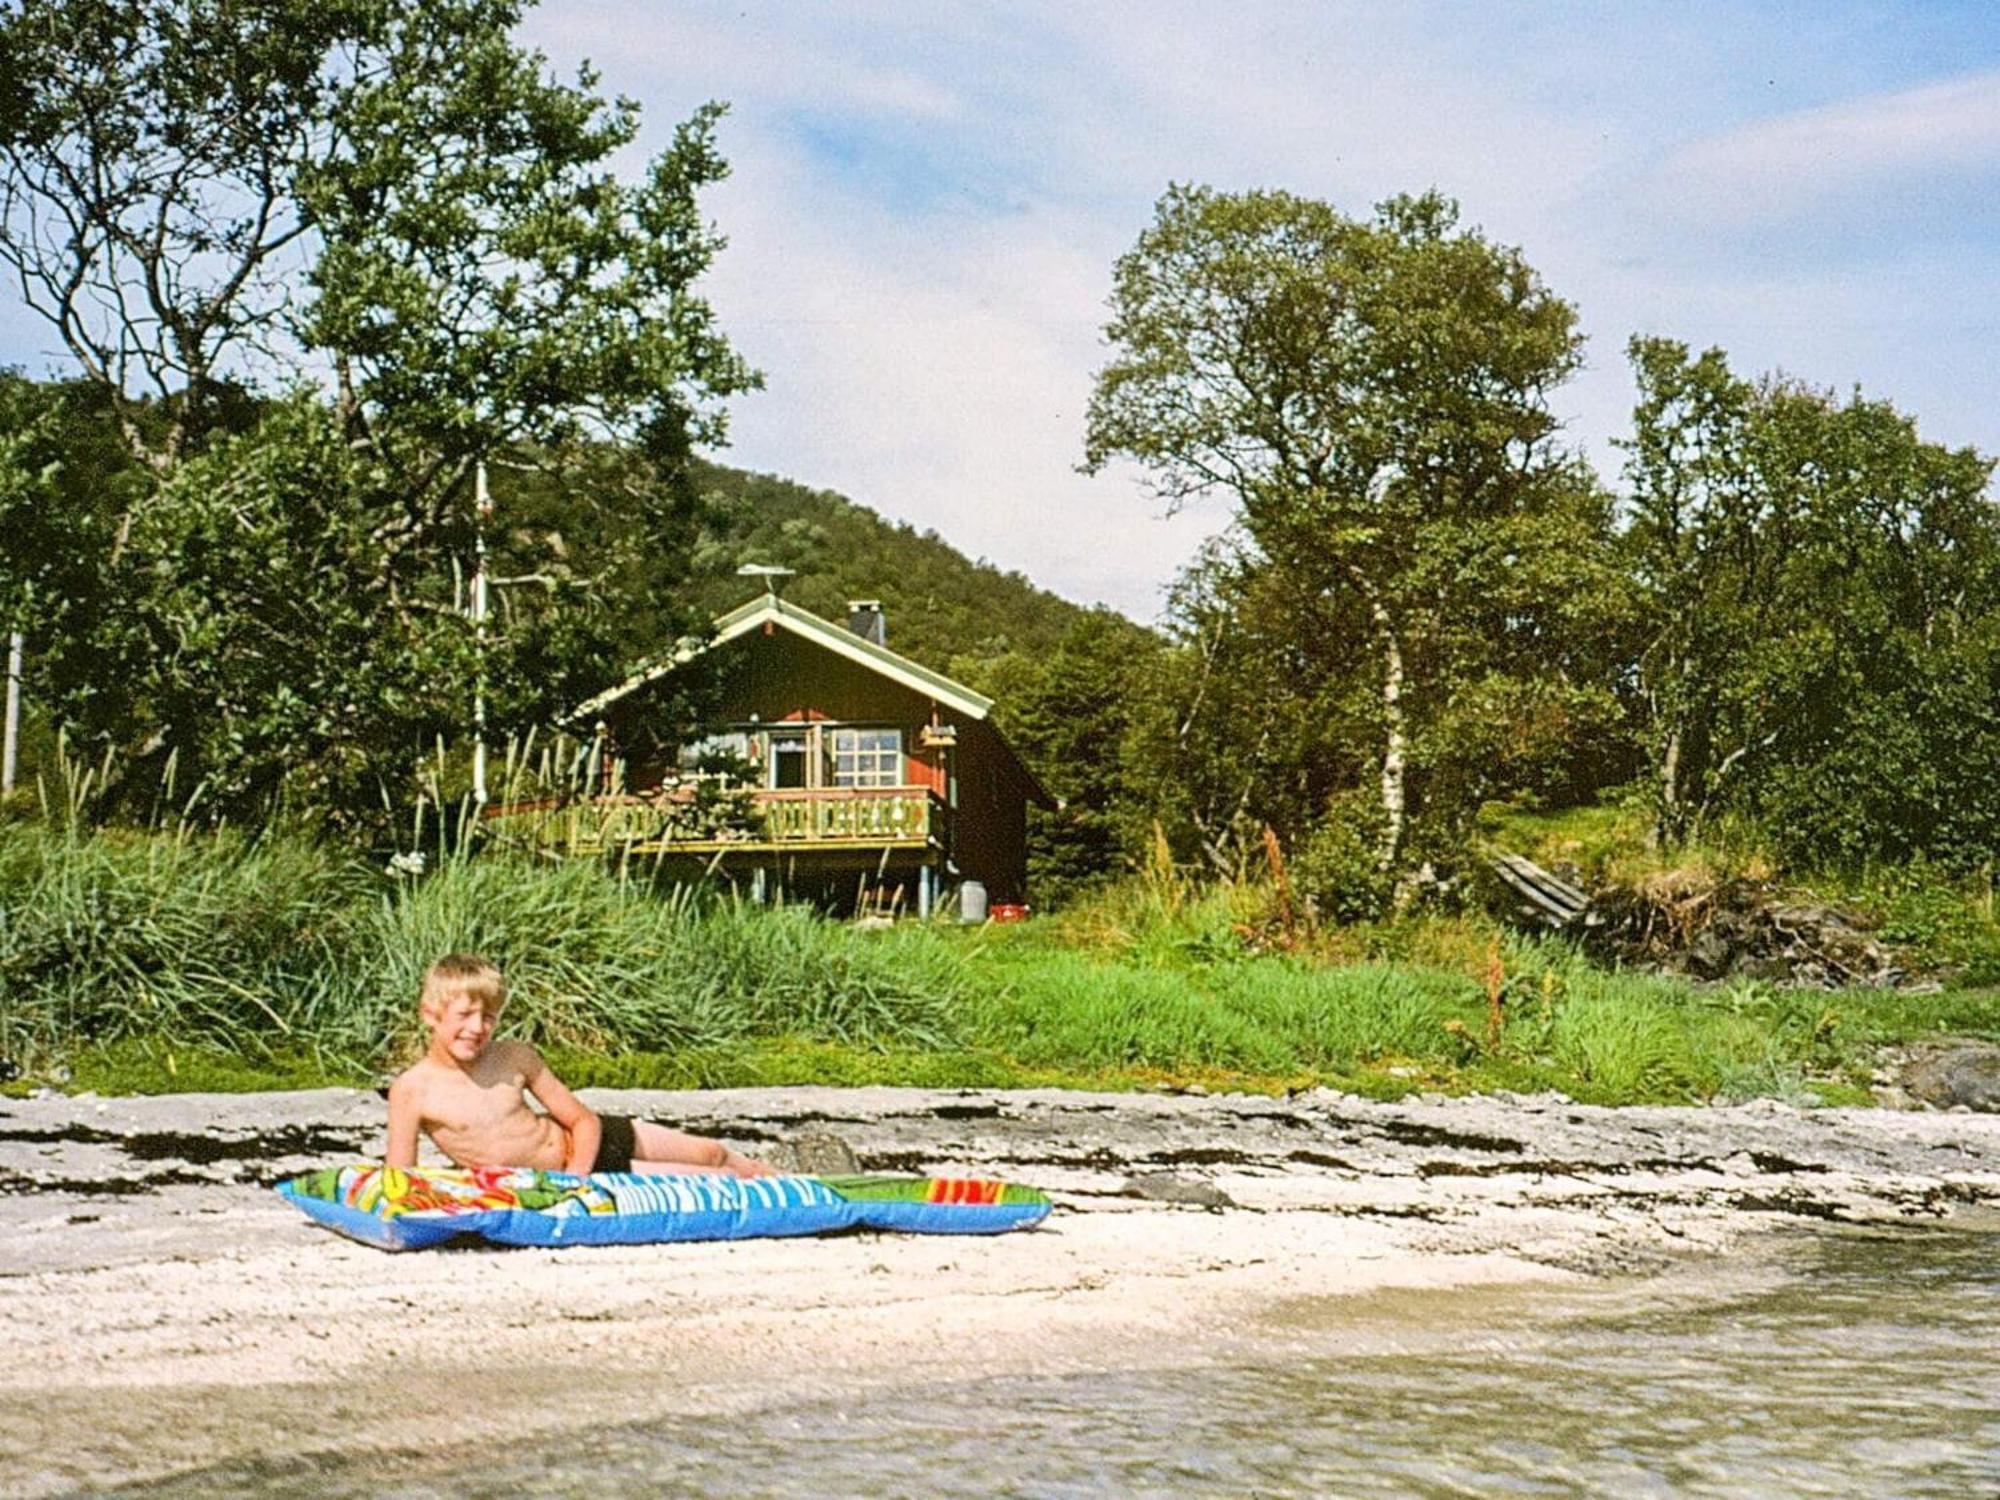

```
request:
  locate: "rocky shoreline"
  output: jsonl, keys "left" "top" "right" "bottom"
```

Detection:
{"left": 3, "top": 1085, "right": 1997, "bottom": 1494}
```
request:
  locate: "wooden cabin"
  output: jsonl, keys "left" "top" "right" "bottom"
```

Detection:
{"left": 487, "top": 593, "right": 1052, "bottom": 916}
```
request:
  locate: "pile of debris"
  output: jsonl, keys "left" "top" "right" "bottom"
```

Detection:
{"left": 1487, "top": 854, "right": 1908, "bottom": 989}
{"left": 1587, "top": 874, "right": 1907, "bottom": 987}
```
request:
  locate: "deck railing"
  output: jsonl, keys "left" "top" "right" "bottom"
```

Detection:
{"left": 484, "top": 785, "right": 941, "bottom": 855}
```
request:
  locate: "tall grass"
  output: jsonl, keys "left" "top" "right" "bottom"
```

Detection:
{"left": 967, "top": 949, "right": 1480, "bottom": 1078}
{"left": 0, "top": 823, "right": 373, "bottom": 1060}
{"left": 0, "top": 822, "right": 963, "bottom": 1070}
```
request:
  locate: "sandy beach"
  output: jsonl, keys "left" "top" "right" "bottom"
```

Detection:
{"left": 2, "top": 1084, "right": 1996, "bottom": 1495}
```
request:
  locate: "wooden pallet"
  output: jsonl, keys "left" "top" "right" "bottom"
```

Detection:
{"left": 1488, "top": 853, "right": 1591, "bottom": 929}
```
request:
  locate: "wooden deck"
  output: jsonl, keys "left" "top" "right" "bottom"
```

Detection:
{"left": 484, "top": 786, "right": 944, "bottom": 857}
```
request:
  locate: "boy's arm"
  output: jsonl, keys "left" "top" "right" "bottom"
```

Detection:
{"left": 384, "top": 1076, "right": 421, "bottom": 1169}
{"left": 520, "top": 1045, "right": 599, "bottom": 1175}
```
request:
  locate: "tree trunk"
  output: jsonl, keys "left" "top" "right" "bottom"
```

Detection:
{"left": 1373, "top": 600, "right": 1406, "bottom": 876}
{"left": 1656, "top": 722, "right": 1683, "bottom": 848}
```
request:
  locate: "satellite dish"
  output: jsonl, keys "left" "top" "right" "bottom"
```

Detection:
{"left": 736, "top": 563, "right": 795, "bottom": 596}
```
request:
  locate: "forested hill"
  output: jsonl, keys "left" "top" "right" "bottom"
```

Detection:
{"left": 682, "top": 461, "right": 1098, "bottom": 676}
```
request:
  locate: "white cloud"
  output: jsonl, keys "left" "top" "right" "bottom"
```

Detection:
{"left": 699, "top": 130, "right": 1203, "bottom": 617}
{"left": 524, "top": 3, "right": 964, "bottom": 123}
{"left": 563, "top": 4, "right": 1657, "bottom": 616}
{"left": 1032, "top": 2, "right": 1628, "bottom": 217}
{"left": 653, "top": 15, "right": 2000, "bottom": 613}
{"left": 1643, "top": 69, "right": 2000, "bottom": 228}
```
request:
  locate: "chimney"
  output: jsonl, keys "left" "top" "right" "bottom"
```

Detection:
{"left": 847, "top": 599, "right": 886, "bottom": 646}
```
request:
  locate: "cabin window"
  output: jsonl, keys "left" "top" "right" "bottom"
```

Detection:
{"left": 676, "top": 732, "right": 753, "bottom": 774}
{"left": 683, "top": 724, "right": 903, "bottom": 790}
{"left": 829, "top": 727, "right": 902, "bottom": 788}
{"left": 767, "top": 728, "right": 811, "bottom": 789}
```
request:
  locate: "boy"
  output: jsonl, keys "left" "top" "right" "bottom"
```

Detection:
{"left": 385, "top": 954, "right": 775, "bottom": 1177}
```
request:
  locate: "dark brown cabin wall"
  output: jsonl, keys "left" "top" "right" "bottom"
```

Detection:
{"left": 721, "top": 636, "right": 955, "bottom": 796}
{"left": 951, "top": 719, "right": 1028, "bottom": 905}
{"left": 717, "top": 633, "right": 936, "bottom": 728}
{"left": 603, "top": 634, "right": 954, "bottom": 785}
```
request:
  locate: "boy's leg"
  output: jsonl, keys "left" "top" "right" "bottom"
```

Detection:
{"left": 629, "top": 1120, "right": 777, "bottom": 1176}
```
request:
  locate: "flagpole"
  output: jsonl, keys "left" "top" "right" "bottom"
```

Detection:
{"left": 472, "top": 461, "right": 490, "bottom": 807}
{"left": 1, "top": 630, "right": 21, "bottom": 795}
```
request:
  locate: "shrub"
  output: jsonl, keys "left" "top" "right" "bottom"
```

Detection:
{"left": 1289, "top": 793, "right": 1392, "bottom": 924}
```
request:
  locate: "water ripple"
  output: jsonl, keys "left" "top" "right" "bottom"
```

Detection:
{"left": 135, "top": 1227, "right": 2000, "bottom": 1499}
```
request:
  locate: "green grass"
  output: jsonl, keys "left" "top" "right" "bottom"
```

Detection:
{"left": 1477, "top": 795, "right": 1778, "bottom": 886}
{"left": 3, "top": 821, "right": 1995, "bottom": 1105}
{"left": 967, "top": 908, "right": 1998, "bottom": 1106}
{"left": 24, "top": 1039, "right": 364, "bottom": 1096}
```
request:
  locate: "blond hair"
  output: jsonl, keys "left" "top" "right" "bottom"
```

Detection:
{"left": 419, "top": 953, "right": 506, "bottom": 1015}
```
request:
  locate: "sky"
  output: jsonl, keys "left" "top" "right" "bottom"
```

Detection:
{"left": 8, "top": 2, "right": 2000, "bottom": 621}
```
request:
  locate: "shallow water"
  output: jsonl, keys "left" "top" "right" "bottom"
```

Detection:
{"left": 141, "top": 1226, "right": 1998, "bottom": 1498}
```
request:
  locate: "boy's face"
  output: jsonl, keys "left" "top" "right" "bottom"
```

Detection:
{"left": 422, "top": 989, "right": 501, "bottom": 1064}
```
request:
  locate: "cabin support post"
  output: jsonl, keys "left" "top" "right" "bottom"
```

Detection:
{"left": 919, "top": 862, "right": 934, "bottom": 920}
{"left": 751, "top": 865, "right": 768, "bottom": 904}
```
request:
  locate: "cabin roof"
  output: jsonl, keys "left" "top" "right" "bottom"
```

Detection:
{"left": 569, "top": 592, "right": 995, "bottom": 725}
{"left": 569, "top": 593, "right": 1052, "bottom": 807}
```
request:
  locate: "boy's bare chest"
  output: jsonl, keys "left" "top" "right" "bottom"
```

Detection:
{"left": 420, "top": 1064, "right": 531, "bottom": 1132}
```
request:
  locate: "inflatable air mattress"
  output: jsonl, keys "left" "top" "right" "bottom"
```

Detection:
{"left": 277, "top": 1163, "right": 1051, "bottom": 1251}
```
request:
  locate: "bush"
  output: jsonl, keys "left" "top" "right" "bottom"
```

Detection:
{"left": 1290, "top": 793, "right": 1392, "bottom": 924}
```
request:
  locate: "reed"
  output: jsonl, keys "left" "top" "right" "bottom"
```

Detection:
{"left": 0, "top": 821, "right": 962, "bottom": 1070}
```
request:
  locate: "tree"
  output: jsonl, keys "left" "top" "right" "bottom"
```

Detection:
{"left": 0, "top": 0, "right": 754, "bottom": 467}
{"left": 966, "top": 608, "right": 1167, "bottom": 901}
{"left": 1623, "top": 337, "right": 2000, "bottom": 864}
{"left": 1134, "top": 535, "right": 1342, "bottom": 880}
{"left": 0, "top": 0, "right": 356, "bottom": 469}
{"left": 0, "top": 0, "right": 756, "bottom": 822}
{"left": 1085, "top": 186, "right": 1625, "bottom": 895}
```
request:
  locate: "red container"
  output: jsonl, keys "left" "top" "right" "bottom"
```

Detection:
{"left": 990, "top": 903, "right": 1029, "bottom": 924}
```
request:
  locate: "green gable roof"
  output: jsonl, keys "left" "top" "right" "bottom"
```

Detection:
{"left": 570, "top": 593, "right": 995, "bottom": 724}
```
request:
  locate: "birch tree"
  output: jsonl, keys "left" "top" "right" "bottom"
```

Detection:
{"left": 1084, "top": 186, "right": 1613, "bottom": 892}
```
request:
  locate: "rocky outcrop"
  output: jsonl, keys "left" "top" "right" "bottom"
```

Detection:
{"left": 8, "top": 1085, "right": 1997, "bottom": 1245}
{"left": 758, "top": 1128, "right": 863, "bottom": 1175}
{"left": 1898, "top": 1040, "right": 2000, "bottom": 1113}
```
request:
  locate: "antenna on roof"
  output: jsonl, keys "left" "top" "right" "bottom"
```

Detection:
{"left": 736, "top": 563, "right": 795, "bottom": 598}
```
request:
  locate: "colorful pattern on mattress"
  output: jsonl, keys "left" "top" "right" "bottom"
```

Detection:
{"left": 275, "top": 1164, "right": 1052, "bottom": 1250}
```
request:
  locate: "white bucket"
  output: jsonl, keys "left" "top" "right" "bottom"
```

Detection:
{"left": 958, "top": 880, "right": 988, "bottom": 923}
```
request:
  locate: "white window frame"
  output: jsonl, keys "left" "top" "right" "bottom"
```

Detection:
{"left": 828, "top": 726, "right": 903, "bottom": 789}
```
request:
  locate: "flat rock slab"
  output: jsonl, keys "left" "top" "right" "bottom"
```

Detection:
{"left": 6, "top": 1083, "right": 1998, "bottom": 1266}
{"left": 1119, "top": 1172, "right": 1239, "bottom": 1208}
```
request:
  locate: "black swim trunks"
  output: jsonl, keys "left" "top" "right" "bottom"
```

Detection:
{"left": 592, "top": 1113, "right": 637, "bottom": 1173}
